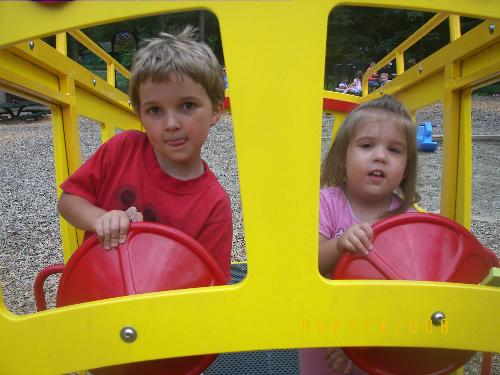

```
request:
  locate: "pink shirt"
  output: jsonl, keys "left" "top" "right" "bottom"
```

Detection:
{"left": 300, "top": 187, "right": 408, "bottom": 375}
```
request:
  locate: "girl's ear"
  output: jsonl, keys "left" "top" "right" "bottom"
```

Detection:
{"left": 211, "top": 101, "right": 224, "bottom": 127}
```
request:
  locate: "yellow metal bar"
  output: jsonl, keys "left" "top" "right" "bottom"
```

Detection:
{"left": 0, "top": 281, "right": 498, "bottom": 374}
{"left": 51, "top": 104, "right": 80, "bottom": 261}
{"left": 396, "top": 13, "right": 449, "bottom": 55}
{"left": 448, "top": 60, "right": 500, "bottom": 92}
{"left": 440, "top": 61, "right": 461, "bottom": 219}
{"left": 449, "top": 15, "right": 461, "bottom": 41}
{"left": 363, "top": 12, "right": 449, "bottom": 93}
{"left": 454, "top": 89, "right": 472, "bottom": 228}
{"left": 395, "top": 49, "right": 405, "bottom": 76}
{"left": 0, "top": 64, "right": 70, "bottom": 106}
{"left": 9, "top": 40, "right": 131, "bottom": 108}
{"left": 56, "top": 32, "right": 67, "bottom": 55}
{"left": 107, "top": 62, "right": 116, "bottom": 86}
{"left": 68, "top": 29, "right": 130, "bottom": 79}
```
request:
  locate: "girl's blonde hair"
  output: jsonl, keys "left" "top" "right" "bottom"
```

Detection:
{"left": 128, "top": 26, "right": 224, "bottom": 112}
{"left": 320, "top": 95, "right": 418, "bottom": 217}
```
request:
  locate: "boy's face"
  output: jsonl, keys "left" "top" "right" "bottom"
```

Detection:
{"left": 138, "top": 73, "right": 223, "bottom": 179}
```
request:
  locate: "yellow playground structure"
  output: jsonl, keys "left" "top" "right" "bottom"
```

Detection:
{"left": 0, "top": 0, "right": 499, "bottom": 374}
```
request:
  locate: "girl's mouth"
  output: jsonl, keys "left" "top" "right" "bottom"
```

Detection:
{"left": 368, "top": 170, "right": 385, "bottom": 178}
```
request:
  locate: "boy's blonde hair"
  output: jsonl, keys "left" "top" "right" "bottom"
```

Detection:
{"left": 320, "top": 95, "right": 418, "bottom": 217}
{"left": 128, "top": 26, "right": 224, "bottom": 111}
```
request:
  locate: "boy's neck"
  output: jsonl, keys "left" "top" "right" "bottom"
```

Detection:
{"left": 154, "top": 151, "right": 205, "bottom": 180}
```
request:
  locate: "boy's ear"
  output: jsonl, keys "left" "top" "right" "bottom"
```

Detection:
{"left": 210, "top": 101, "right": 224, "bottom": 127}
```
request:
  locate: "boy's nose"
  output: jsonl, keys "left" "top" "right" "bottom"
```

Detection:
{"left": 164, "top": 113, "right": 180, "bottom": 130}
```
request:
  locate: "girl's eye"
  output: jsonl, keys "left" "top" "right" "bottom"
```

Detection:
{"left": 389, "top": 146, "right": 402, "bottom": 153}
{"left": 360, "top": 143, "right": 372, "bottom": 148}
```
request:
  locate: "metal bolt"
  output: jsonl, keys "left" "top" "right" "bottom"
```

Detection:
{"left": 489, "top": 24, "right": 495, "bottom": 34}
{"left": 418, "top": 66, "right": 423, "bottom": 74}
{"left": 379, "top": 90, "right": 384, "bottom": 95}
{"left": 92, "top": 79, "right": 97, "bottom": 86}
{"left": 120, "top": 327, "right": 137, "bottom": 343}
{"left": 431, "top": 311, "right": 446, "bottom": 326}
{"left": 128, "top": 99, "right": 131, "bottom": 107}
{"left": 28, "top": 40, "right": 35, "bottom": 50}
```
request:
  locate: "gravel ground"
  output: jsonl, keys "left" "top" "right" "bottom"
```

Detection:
{"left": 0, "top": 95, "right": 498, "bottom": 373}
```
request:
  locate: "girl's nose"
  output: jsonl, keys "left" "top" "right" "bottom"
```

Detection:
{"left": 373, "top": 146, "right": 387, "bottom": 162}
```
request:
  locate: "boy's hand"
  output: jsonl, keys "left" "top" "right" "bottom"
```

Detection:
{"left": 94, "top": 210, "right": 133, "bottom": 250}
{"left": 337, "top": 223, "right": 373, "bottom": 255}
{"left": 325, "top": 348, "right": 352, "bottom": 374}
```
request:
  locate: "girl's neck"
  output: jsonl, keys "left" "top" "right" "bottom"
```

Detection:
{"left": 343, "top": 188, "right": 393, "bottom": 224}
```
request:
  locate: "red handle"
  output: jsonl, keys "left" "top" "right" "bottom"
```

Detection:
{"left": 34, "top": 264, "right": 65, "bottom": 311}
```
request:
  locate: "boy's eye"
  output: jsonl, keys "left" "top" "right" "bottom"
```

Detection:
{"left": 181, "top": 102, "right": 196, "bottom": 111}
{"left": 146, "top": 106, "right": 160, "bottom": 115}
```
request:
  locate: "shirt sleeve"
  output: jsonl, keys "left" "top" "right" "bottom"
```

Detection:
{"left": 60, "top": 138, "right": 113, "bottom": 205}
{"left": 318, "top": 189, "right": 336, "bottom": 239}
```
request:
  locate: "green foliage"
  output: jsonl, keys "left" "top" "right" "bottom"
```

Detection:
{"left": 475, "top": 82, "right": 500, "bottom": 96}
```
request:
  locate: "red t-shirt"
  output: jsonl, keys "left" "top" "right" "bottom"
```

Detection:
{"left": 61, "top": 130, "right": 232, "bottom": 280}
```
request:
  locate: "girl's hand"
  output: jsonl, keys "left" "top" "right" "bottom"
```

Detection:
{"left": 337, "top": 223, "right": 373, "bottom": 255}
{"left": 325, "top": 347, "right": 352, "bottom": 374}
{"left": 94, "top": 210, "right": 132, "bottom": 250}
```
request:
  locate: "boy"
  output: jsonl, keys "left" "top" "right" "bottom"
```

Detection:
{"left": 58, "top": 26, "right": 232, "bottom": 281}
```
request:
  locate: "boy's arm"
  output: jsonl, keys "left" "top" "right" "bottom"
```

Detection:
{"left": 58, "top": 192, "right": 132, "bottom": 249}
{"left": 58, "top": 192, "right": 106, "bottom": 232}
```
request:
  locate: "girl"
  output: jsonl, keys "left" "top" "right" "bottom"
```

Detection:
{"left": 300, "top": 95, "right": 418, "bottom": 375}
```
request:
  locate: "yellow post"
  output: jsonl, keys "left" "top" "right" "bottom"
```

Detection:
{"left": 107, "top": 62, "right": 116, "bottom": 86}
{"left": 56, "top": 32, "right": 67, "bottom": 55}
{"left": 395, "top": 49, "right": 405, "bottom": 75}
{"left": 440, "top": 61, "right": 461, "bottom": 219}
{"left": 454, "top": 88, "right": 472, "bottom": 228}
{"left": 51, "top": 104, "right": 79, "bottom": 262}
{"left": 58, "top": 73, "right": 85, "bottom": 250}
{"left": 449, "top": 15, "right": 462, "bottom": 41}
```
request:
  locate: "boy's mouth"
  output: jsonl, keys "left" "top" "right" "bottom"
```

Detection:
{"left": 167, "top": 138, "right": 187, "bottom": 147}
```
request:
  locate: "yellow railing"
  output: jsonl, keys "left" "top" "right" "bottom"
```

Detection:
{"left": 362, "top": 12, "right": 459, "bottom": 96}
{"left": 55, "top": 29, "right": 131, "bottom": 88}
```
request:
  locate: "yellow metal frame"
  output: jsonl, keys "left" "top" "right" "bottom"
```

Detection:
{"left": 0, "top": 1, "right": 499, "bottom": 374}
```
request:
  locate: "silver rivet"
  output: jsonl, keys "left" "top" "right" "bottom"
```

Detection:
{"left": 120, "top": 327, "right": 137, "bottom": 343}
{"left": 418, "top": 66, "right": 423, "bottom": 74}
{"left": 489, "top": 24, "right": 495, "bottom": 34}
{"left": 29, "top": 40, "right": 35, "bottom": 50}
{"left": 431, "top": 311, "right": 446, "bottom": 326}
{"left": 92, "top": 79, "right": 97, "bottom": 86}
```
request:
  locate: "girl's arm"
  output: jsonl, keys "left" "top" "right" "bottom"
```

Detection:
{"left": 318, "top": 223, "right": 373, "bottom": 277}
{"left": 318, "top": 234, "right": 343, "bottom": 277}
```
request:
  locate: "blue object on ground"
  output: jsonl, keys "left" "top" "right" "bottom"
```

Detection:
{"left": 417, "top": 121, "right": 438, "bottom": 152}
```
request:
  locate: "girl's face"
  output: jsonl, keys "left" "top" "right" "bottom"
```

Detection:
{"left": 345, "top": 119, "right": 408, "bottom": 206}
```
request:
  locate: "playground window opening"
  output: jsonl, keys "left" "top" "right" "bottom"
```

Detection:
{"left": 324, "top": 6, "right": 483, "bottom": 92}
